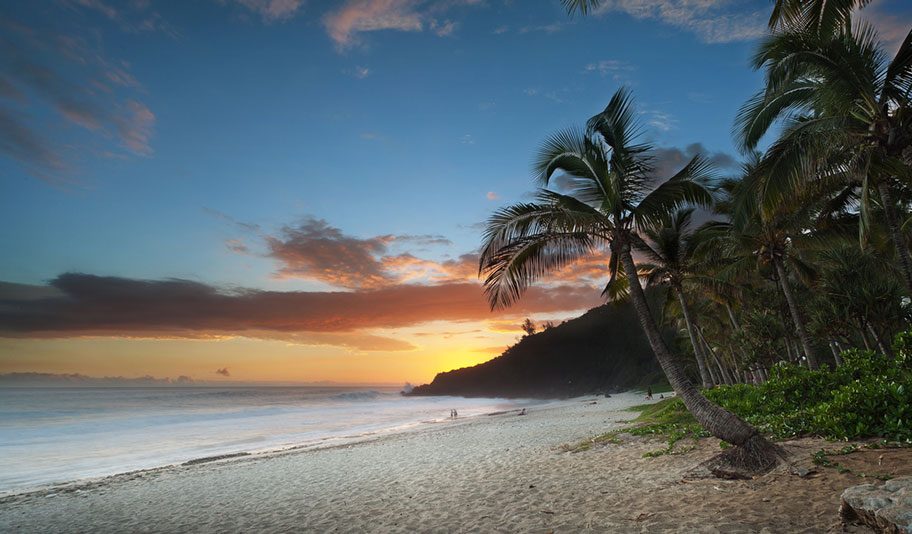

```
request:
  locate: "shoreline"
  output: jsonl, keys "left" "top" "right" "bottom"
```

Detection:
{"left": 4, "top": 391, "right": 909, "bottom": 533}
{"left": 0, "top": 394, "right": 562, "bottom": 501}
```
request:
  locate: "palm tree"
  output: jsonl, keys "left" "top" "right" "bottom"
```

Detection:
{"left": 560, "top": 0, "right": 601, "bottom": 16}
{"left": 768, "top": 0, "right": 871, "bottom": 36}
{"left": 479, "top": 88, "right": 783, "bottom": 469}
{"left": 709, "top": 167, "right": 824, "bottom": 370}
{"left": 638, "top": 208, "right": 715, "bottom": 389}
{"left": 735, "top": 22, "right": 912, "bottom": 293}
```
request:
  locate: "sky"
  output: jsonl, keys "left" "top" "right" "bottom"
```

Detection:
{"left": 1, "top": 0, "right": 911, "bottom": 385}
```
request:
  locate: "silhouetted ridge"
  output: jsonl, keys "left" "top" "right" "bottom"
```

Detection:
{"left": 408, "top": 297, "right": 667, "bottom": 399}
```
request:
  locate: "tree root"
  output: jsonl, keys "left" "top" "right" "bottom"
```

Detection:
{"left": 703, "top": 433, "right": 787, "bottom": 479}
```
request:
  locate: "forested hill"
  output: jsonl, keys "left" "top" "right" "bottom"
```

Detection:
{"left": 407, "top": 296, "right": 668, "bottom": 399}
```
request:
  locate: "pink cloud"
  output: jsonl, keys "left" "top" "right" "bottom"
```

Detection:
{"left": 324, "top": 0, "right": 424, "bottom": 48}
{"left": 116, "top": 100, "right": 155, "bottom": 155}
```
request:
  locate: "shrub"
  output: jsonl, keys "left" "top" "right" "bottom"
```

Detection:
{"left": 703, "top": 332, "right": 912, "bottom": 441}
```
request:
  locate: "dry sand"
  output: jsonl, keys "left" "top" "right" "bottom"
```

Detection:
{"left": 2, "top": 391, "right": 910, "bottom": 533}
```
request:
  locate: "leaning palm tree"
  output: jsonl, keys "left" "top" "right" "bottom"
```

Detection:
{"left": 736, "top": 22, "right": 912, "bottom": 292}
{"left": 638, "top": 208, "right": 715, "bottom": 389}
{"left": 479, "top": 88, "right": 783, "bottom": 470}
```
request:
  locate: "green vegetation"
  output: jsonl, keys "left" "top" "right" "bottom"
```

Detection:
{"left": 481, "top": 0, "right": 912, "bottom": 472}
{"left": 618, "top": 337, "right": 911, "bottom": 457}
{"left": 620, "top": 397, "right": 709, "bottom": 457}
{"left": 705, "top": 345, "right": 912, "bottom": 441}
{"left": 811, "top": 441, "right": 912, "bottom": 480}
{"left": 559, "top": 431, "right": 621, "bottom": 453}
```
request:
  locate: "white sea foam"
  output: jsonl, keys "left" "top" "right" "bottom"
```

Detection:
{"left": 0, "top": 386, "right": 533, "bottom": 492}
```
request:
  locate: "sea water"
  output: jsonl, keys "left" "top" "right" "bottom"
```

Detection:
{"left": 0, "top": 386, "right": 531, "bottom": 493}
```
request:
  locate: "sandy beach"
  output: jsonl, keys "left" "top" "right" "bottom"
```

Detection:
{"left": 2, "top": 391, "right": 910, "bottom": 533}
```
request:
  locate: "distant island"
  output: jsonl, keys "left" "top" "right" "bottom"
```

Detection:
{"left": 408, "top": 292, "right": 672, "bottom": 399}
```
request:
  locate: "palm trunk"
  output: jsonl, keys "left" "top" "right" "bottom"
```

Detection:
{"left": 618, "top": 241, "right": 781, "bottom": 466}
{"left": 867, "top": 324, "right": 891, "bottom": 356}
{"left": 675, "top": 286, "right": 713, "bottom": 389}
{"left": 726, "top": 304, "right": 756, "bottom": 381}
{"left": 829, "top": 339, "right": 843, "bottom": 366}
{"left": 877, "top": 181, "right": 912, "bottom": 295}
{"left": 699, "top": 328, "right": 733, "bottom": 385}
{"left": 772, "top": 257, "right": 820, "bottom": 370}
{"left": 859, "top": 326, "right": 872, "bottom": 351}
{"left": 834, "top": 338, "right": 846, "bottom": 353}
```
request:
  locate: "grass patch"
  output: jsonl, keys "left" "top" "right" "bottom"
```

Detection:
{"left": 632, "top": 397, "right": 695, "bottom": 425}
{"left": 559, "top": 431, "right": 621, "bottom": 453}
{"left": 620, "top": 397, "right": 709, "bottom": 457}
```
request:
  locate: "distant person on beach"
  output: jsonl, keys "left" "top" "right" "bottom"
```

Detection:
{"left": 519, "top": 408, "right": 526, "bottom": 416}
{"left": 646, "top": 387, "right": 653, "bottom": 400}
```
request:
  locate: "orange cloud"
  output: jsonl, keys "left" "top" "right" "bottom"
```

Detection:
{"left": 263, "top": 217, "right": 468, "bottom": 287}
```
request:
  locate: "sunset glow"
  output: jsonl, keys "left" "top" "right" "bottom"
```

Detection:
{"left": 2, "top": 0, "right": 910, "bottom": 386}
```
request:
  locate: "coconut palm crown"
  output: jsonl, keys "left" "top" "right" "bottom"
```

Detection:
{"left": 479, "top": 87, "right": 714, "bottom": 309}
{"left": 735, "top": 22, "right": 912, "bottom": 291}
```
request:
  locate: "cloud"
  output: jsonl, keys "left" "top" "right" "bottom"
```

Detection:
{"left": 231, "top": 0, "right": 304, "bottom": 21}
{"left": 0, "top": 15, "right": 156, "bottom": 183}
{"left": 460, "top": 133, "right": 475, "bottom": 144}
{"left": 324, "top": 0, "right": 425, "bottom": 48}
{"left": 204, "top": 208, "right": 262, "bottom": 233}
{"left": 431, "top": 20, "right": 457, "bottom": 36}
{"left": 225, "top": 239, "right": 251, "bottom": 255}
{"left": 593, "top": 0, "right": 766, "bottom": 44}
{"left": 523, "top": 87, "right": 565, "bottom": 104}
{"left": 652, "top": 142, "right": 739, "bottom": 179}
{"left": 486, "top": 191, "right": 499, "bottom": 200}
{"left": 216, "top": 367, "right": 231, "bottom": 376}
{"left": 641, "top": 107, "right": 677, "bottom": 131}
{"left": 351, "top": 65, "right": 371, "bottom": 78}
{"left": 323, "top": 0, "right": 481, "bottom": 49}
{"left": 0, "top": 274, "right": 602, "bottom": 344}
{"left": 265, "top": 218, "right": 397, "bottom": 288}
{"left": 65, "top": 0, "right": 181, "bottom": 37}
{"left": 856, "top": 0, "right": 912, "bottom": 55}
{"left": 0, "top": 106, "right": 71, "bottom": 184}
{"left": 0, "top": 372, "right": 196, "bottom": 386}
{"left": 584, "top": 60, "right": 636, "bottom": 81}
{"left": 518, "top": 21, "right": 566, "bottom": 34}
{"left": 263, "top": 217, "right": 465, "bottom": 287}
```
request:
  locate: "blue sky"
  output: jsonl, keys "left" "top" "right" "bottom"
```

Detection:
{"left": 1, "top": 0, "right": 910, "bottom": 383}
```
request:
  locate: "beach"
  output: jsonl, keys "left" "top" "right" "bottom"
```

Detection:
{"left": 2, "top": 391, "right": 909, "bottom": 533}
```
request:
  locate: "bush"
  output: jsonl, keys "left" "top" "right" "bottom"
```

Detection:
{"left": 703, "top": 333, "right": 912, "bottom": 441}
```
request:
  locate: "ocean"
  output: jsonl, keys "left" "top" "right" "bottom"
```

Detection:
{"left": 0, "top": 386, "right": 533, "bottom": 493}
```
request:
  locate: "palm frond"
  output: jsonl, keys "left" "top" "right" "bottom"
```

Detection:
{"left": 633, "top": 155, "right": 715, "bottom": 231}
